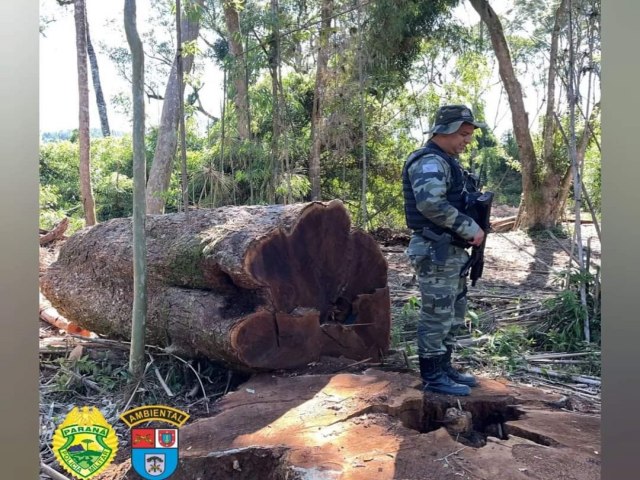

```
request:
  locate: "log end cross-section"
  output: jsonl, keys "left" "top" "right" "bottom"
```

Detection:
{"left": 41, "top": 200, "right": 391, "bottom": 371}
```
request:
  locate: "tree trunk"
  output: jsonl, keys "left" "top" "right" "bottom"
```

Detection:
{"left": 557, "top": 104, "right": 600, "bottom": 215}
{"left": 177, "top": 0, "right": 190, "bottom": 212}
{"left": 74, "top": 0, "right": 97, "bottom": 226}
{"left": 309, "top": 0, "right": 333, "bottom": 201}
{"left": 357, "top": 0, "right": 368, "bottom": 228}
{"left": 269, "top": 0, "right": 282, "bottom": 203}
{"left": 469, "top": 0, "right": 557, "bottom": 229}
{"left": 146, "top": 0, "right": 204, "bottom": 214}
{"left": 85, "top": 7, "right": 111, "bottom": 137}
{"left": 223, "top": 1, "right": 250, "bottom": 140}
{"left": 40, "top": 201, "right": 391, "bottom": 371}
{"left": 541, "top": 0, "right": 569, "bottom": 165}
{"left": 124, "top": 0, "right": 147, "bottom": 378}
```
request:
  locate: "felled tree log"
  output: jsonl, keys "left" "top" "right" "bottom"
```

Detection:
{"left": 40, "top": 200, "right": 390, "bottom": 370}
{"left": 39, "top": 291, "right": 94, "bottom": 337}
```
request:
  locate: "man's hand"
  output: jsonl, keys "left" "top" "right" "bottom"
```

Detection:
{"left": 469, "top": 228, "right": 485, "bottom": 247}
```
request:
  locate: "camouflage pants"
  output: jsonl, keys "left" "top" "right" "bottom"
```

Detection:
{"left": 406, "top": 234, "right": 470, "bottom": 358}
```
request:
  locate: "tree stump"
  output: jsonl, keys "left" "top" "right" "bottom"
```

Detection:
{"left": 95, "top": 371, "right": 601, "bottom": 480}
{"left": 40, "top": 200, "right": 391, "bottom": 370}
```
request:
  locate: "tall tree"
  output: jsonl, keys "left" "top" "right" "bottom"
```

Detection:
{"left": 73, "top": 0, "right": 97, "bottom": 225}
{"left": 469, "top": 0, "right": 599, "bottom": 229}
{"left": 146, "top": 0, "right": 204, "bottom": 214}
{"left": 357, "top": 0, "right": 368, "bottom": 227}
{"left": 57, "top": 0, "right": 111, "bottom": 137}
{"left": 85, "top": 11, "right": 111, "bottom": 137}
{"left": 223, "top": 0, "right": 250, "bottom": 140}
{"left": 268, "top": 0, "right": 282, "bottom": 203}
{"left": 124, "top": 0, "right": 147, "bottom": 378}
{"left": 177, "top": 0, "right": 190, "bottom": 212}
{"left": 309, "top": 0, "right": 332, "bottom": 201}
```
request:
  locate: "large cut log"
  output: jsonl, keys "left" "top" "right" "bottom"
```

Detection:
{"left": 40, "top": 200, "right": 390, "bottom": 370}
{"left": 39, "top": 290, "right": 94, "bottom": 337}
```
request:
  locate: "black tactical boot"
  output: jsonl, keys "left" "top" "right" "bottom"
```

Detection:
{"left": 419, "top": 356, "right": 471, "bottom": 396}
{"left": 442, "top": 346, "right": 478, "bottom": 387}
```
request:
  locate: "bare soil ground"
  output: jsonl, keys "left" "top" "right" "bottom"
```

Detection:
{"left": 39, "top": 209, "right": 601, "bottom": 480}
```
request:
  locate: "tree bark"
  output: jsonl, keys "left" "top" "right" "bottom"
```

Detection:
{"left": 223, "top": 0, "right": 250, "bottom": 140}
{"left": 309, "top": 0, "right": 333, "bottom": 200}
{"left": 146, "top": 0, "right": 204, "bottom": 214}
{"left": 85, "top": 7, "right": 111, "bottom": 137}
{"left": 269, "top": 0, "right": 282, "bottom": 203}
{"left": 74, "top": 0, "right": 97, "bottom": 226}
{"left": 541, "top": 0, "right": 569, "bottom": 166}
{"left": 40, "top": 200, "right": 391, "bottom": 371}
{"left": 177, "top": 0, "right": 190, "bottom": 211}
{"left": 124, "top": 0, "right": 147, "bottom": 378}
{"left": 470, "top": 0, "right": 572, "bottom": 229}
{"left": 557, "top": 103, "right": 600, "bottom": 217}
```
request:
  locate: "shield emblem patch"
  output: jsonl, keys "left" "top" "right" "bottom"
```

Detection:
{"left": 158, "top": 429, "right": 176, "bottom": 447}
{"left": 144, "top": 453, "right": 166, "bottom": 475}
{"left": 131, "top": 428, "right": 179, "bottom": 479}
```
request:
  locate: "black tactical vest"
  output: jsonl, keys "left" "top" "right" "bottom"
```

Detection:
{"left": 402, "top": 141, "right": 470, "bottom": 237}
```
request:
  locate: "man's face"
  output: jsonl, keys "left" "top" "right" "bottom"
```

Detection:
{"left": 436, "top": 123, "right": 476, "bottom": 156}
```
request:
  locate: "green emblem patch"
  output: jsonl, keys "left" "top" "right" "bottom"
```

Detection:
{"left": 52, "top": 406, "right": 119, "bottom": 479}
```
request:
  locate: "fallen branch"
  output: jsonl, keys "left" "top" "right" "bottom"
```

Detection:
{"left": 491, "top": 216, "right": 516, "bottom": 232}
{"left": 41, "top": 364, "right": 108, "bottom": 395}
{"left": 39, "top": 218, "right": 69, "bottom": 246}
{"left": 528, "top": 359, "right": 591, "bottom": 365}
{"left": 525, "top": 375, "right": 601, "bottom": 402}
{"left": 41, "top": 462, "right": 72, "bottom": 480}
{"left": 154, "top": 364, "right": 175, "bottom": 397}
{"left": 457, "top": 335, "right": 491, "bottom": 348}
{"left": 334, "top": 357, "right": 374, "bottom": 372}
{"left": 546, "top": 230, "right": 581, "bottom": 266}
{"left": 525, "top": 352, "right": 600, "bottom": 360}
{"left": 525, "top": 366, "right": 600, "bottom": 386}
{"left": 166, "top": 352, "right": 210, "bottom": 414}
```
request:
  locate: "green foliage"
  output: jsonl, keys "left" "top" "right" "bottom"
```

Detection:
{"left": 275, "top": 172, "right": 311, "bottom": 200}
{"left": 364, "top": 0, "right": 461, "bottom": 91}
{"left": 391, "top": 296, "right": 420, "bottom": 348}
{"left": 40, "top": 136, "right": 139, "bottom": 228}
{"left": 40, "top": 0, "right": 600, "bottom": 239}
{"left": 463, "top": 130, "right": 522, "bottom": 206}
{"left": 525, "top": 223, "right": 569, "bottom": 241}
{"left": 582, "top": 121, "right": 601, "bottom": 214}
{"left": 50, "top": 355, "right": 131, "bottom": 396}
{"left": 211, "top": 38, "right": 229, "bottom": 65}
{"left": 483, "top": 325, "right": 533, "bottom": 372}
{"left": 532, "top": 268, "right": 601, "bottom": 352}
{"left": 40, "top": 141, "right": 84, "bottom": 232}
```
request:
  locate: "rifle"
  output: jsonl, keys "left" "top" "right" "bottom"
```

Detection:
{"left": 460, "top": 191, "right": 494, "bottom": 286}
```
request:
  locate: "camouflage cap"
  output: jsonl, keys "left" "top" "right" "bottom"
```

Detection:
{"left": 426, "top": 105, "right": 487, "bottom": 135}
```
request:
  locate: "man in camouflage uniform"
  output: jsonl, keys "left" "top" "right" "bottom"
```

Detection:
{"left": 402, "top": 105, "right": 486, "bottom": 396}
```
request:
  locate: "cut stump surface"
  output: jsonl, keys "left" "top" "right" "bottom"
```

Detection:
{"left": 97, "top": 370, "right": 600, "bottom": 480}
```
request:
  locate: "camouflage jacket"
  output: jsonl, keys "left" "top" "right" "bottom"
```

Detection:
{"left": 405, "top": 152, "right": 480, "bottom": 241}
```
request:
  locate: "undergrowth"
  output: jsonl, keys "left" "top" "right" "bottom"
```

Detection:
{"left": 393, "top": 263, "right": 601, "bottom": 377}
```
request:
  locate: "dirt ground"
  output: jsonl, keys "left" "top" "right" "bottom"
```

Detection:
{"left": 39, "top": 208, "right": 601, "bottom": 480}
{"left": 381, "top": 209, "right": 601, "bottom": 293}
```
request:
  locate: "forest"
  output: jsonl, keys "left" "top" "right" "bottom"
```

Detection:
{"left": 38, "top": 1, "right": 602, "bottom": 479}
{"left": 40, "top": 0, "right": 600, "bottom": 233}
